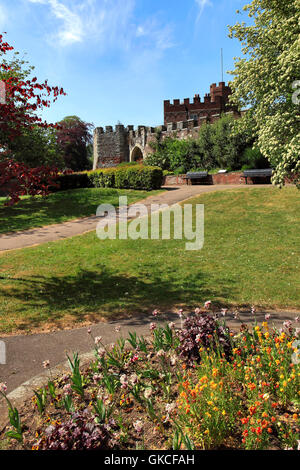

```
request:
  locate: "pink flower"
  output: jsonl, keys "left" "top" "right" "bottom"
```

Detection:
{"left": 150, "top": 322, "right": 157, "bottom": 331}
{"left": 204, "top": 301, "right": 211, "bottom": 309}
{"left": 114, "top": 325, "right": 121, "bottom": 333}
{"left": 0, "top": 382, "right": 7, "bottom": 393}
{"left": 152, "top": 309, "right": 159, "bottom": 317}
{"left": 131, "top": 353, "right": 139, "bottom": 363}
{"left": 42, "top": 360, "right": 50, "bottom": 369}
{"left": 221, "top": 308, "right": 228, "bottom": 316}
{"left": 133, "top": 420, "right": 143, "bottom": 433}
{"left": 63, "top": 384, "right": 72, "bottom": 395}
{"left": 195, "top": 307, "right": 201, "bottom": 314}
{"left": 265, "top": 314, "right": 271, "bottom": 321}
{"left": 87, "top": 328, "right": 92, "bottom": 334}
{"left": 120, "top": 374, "right": 128, "bottom": 389}
{"left": 178, "top": 309, "right": 184, "bottom": 318}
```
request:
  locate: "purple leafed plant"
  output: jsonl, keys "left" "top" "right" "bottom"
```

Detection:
{"left": 176, "top": 313, "right": 232, "bottom": 366}
{"left": 36, "top": 410, "right": 117, "bottom": 450}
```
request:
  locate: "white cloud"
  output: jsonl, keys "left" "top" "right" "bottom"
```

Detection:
{"left": 26, "top": 0, "right": 174, "bottom": 58}
{"left": 195, "top": 0, "right": 212, "bottom": 22}
{"left": 28, "top": 0, "right": 83, "bottom": 45}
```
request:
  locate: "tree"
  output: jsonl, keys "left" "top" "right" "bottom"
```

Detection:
{"left": 56, "top": 116, "right": 94, "bottom": 171}
{"left": 228, "top": 0, "right": 300, "bottom": 186}
{"left": 2, "top": 125, "right": 64, "bottom": 169}
{"left": 0, "top": 34, "right": 66, "bottom": 203}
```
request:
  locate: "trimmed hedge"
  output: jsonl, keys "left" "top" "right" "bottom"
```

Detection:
{"left": 88, "top": 165, "right": 163, "bottom": 191}
{"left": 53, "top": 165, "right": 163, "bottom": 192}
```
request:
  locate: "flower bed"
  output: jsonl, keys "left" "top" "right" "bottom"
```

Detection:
{"left": 0, "top": 306, "right": 299, "bottom": 450}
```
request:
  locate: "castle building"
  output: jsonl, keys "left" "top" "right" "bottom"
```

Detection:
{"left": 163, "top": 82, "right": 233, "bottom": 125}
{"left": 93, "top": 82, "right": 239, "bottom": 170}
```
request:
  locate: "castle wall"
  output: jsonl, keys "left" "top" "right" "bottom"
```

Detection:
{"left": 163, "top": 82, "right": 233, "bottom": 126}
{"left": 93, "top": 124, "right": 129, "bottom": 169}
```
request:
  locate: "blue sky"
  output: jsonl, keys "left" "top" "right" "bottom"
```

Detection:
{"left": 0, "top": 0, "right": 248, "bottom": 128}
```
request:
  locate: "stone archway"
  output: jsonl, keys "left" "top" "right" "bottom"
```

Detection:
{"left": 130, "top": 146, "right": 144, "bottom": 162}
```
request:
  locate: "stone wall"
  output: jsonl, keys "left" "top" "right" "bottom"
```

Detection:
{"left": 93, "top": 112, "right": 241, "bottom": 170}
{"left": 93, "top": 124, "right": 129, "bottom": 169}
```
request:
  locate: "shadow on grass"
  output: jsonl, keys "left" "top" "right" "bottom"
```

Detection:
{"left": 0, "top": 266, "right": 236, "bottom": 331}
{"left": 0, "top": 188, "right": 121, "bottom": 233}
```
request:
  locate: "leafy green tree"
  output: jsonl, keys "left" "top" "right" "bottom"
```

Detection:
{"left": 56, "top": 116, "right": 94, "bottom": 171}
{"left": 228, "top": 0, "right": 300, "bottom": 186}
{"left": 3, "top": 126, "right": 64, "bottom": 169}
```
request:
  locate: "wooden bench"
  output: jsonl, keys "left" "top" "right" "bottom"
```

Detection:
{"left": 184, "top": 171, "right": 209, "bottom": 185}
{"left": 242, "top": 169, "right": 273, "bottom": 184}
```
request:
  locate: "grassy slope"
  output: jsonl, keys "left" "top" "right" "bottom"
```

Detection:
{"left": 0, "top": 188, "right": 163, "bottom": 233}
{"left": 0, "top": 186, "right": 299, "bottom": 334}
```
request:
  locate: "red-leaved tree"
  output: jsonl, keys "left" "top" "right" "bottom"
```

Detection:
{"left": 0, "top": 34, "right": 66, "bottom": 204}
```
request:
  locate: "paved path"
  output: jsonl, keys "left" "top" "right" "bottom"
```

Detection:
{"left": 0, "top": 184, "right": 267, "bottom": 252}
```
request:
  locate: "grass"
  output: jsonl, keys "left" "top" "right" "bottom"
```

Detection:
{"left": 0, "top": 187, "right": 163, "bottom": 233}
{"left": 0, "top": 186, "right": 299, "bottom": 334}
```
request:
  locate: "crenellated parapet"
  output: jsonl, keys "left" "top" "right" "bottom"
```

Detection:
{"left": 163, "top": 82, "right": 233, "bottom": 125}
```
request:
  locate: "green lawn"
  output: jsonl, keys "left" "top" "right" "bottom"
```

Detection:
{"left": 0, "top": 187, "right": 163, "bottom": 233}
{"left": 0, "top": 186, "right": 299, "bottom": 334}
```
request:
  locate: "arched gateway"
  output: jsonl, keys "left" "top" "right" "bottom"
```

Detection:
{"left": 130, "top": 146, "right": 144, "bottom": 162}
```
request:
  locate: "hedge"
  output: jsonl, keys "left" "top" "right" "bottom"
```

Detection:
{"left": 88, "top": 165, "right": 163, "bottom": 191}
{"left": 53, "top": 165, "right": 163, "bottom": 192}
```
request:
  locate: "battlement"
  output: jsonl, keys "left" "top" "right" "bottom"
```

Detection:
{"left": 164, "top": 82, "right": 232, "bottom": 126}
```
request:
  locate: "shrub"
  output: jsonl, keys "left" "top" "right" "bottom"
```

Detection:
{"left": 54, "top": 172, "right": 91, "bottom": 191}
{"left": 87, "top": 168, "right": 117, "bottom": 188}
{"left": 241, "top": 147, "right": 270, "bottom": 169}
{"left": 176, "top": 313, "right": 231, "bottom": 366}
{"left": 37, "top": 410, "right": 116, "bottom": 450}
{"left": 88, "top": 166, "right": 163, "bottom": 191}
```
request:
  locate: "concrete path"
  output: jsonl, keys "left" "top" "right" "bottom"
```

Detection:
{"left": 0, "top": 184, "right": 265, "bottom": 252}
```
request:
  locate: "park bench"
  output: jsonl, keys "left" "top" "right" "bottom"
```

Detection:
{"left": 184, "top": 171, "right": 209, "bottom": 185}
{"left": 242, "top": 169, "right": 273, "bottom": 184}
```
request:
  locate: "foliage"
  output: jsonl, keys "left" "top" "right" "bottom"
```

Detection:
{"left": 54, "top": 172, "right": 92, "bottom": 192}
{"left": 0, "top": 159, "right": 59, "bottom": 205}
{"left": 0, "top": 34, "right": 65, "bottom": 203}
{"left": 240, "top": 147, "right": 270, "bottom": 170}
{"left": 37, "top": 410, "right": 116, "bottom": 450}
{"left": 176, "top": 313, "right": 232, "bottom": 366}
{"left": 56, "top": 116, "right": 94, "bottom": 172}
{"left": 145, "top": 114, "right": 251, "bottom": 172}
{"left": 2, "top": 126, "right": 64, "bottom": 169}
{"left": 228, "top": 0, "right": 300, "bottom": 186}
{"left": 88, "top": 165, "right": 163, "bottom": 191}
